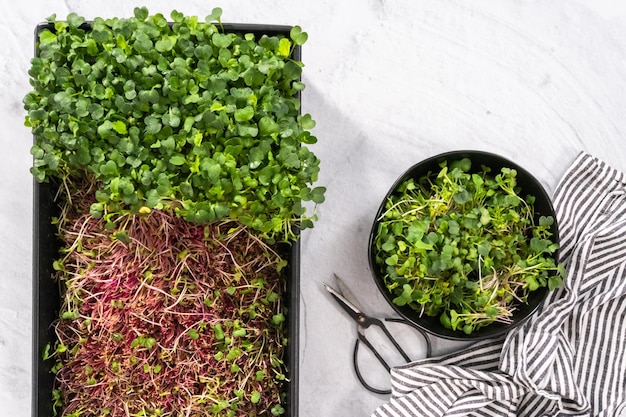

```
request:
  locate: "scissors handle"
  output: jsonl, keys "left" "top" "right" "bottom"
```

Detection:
{"left": 354, "top": 338, "right": 391, "bottom": 395}
{"left": 353, "top": 318, "right": 433, "bottom": 395}
{"left": 359, "top": 316, "right": 412, "bottom": 366}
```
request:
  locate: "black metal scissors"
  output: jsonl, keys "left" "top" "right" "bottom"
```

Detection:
{"left": 324, "top": 274, "right": 432, "bottom": 395}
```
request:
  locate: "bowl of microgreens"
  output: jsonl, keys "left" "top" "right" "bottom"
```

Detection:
{"left": 369, "top": 150, "right": 565, "bottom": 340}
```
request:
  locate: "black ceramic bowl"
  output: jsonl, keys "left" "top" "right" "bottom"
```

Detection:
{"left": 368, "top": 150, "right": 559, "bottom": 340}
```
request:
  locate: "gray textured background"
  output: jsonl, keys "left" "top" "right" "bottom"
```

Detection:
{"left": 3, "top": 1, "right": 626, "bottom": 416}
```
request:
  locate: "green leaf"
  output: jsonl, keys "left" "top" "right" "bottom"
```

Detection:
{"left": 439, "top": 312, "right": 452, "bottom": 329}
{"left": 477, "top": 240, "right": 491, "bottom": 257}
{"left": 244, "top": 68, "right": 265, "bottom": 87}
{"left": 114, "top": 230, "right": 132, "bottom": 244}
{"left": 213, "top": 324, "right": 224, "bottom": 341}
{"left": 206, "top": 7, "right": 223, "bottom": 23}
{"left": 97, "top": 120, "right": 113, "bottom": 138}
{"left": 212, "top": 33, "right": 232, "bottom": 48}
{"left": 169, "top": 154, "right": 186, "bottom": 166}
{"left": 200, "top": 158, "right": 222, "bottom": 182}
{"left": 272, "top": 313, "right": 285, "bottom": 325}
{"left": 271, "top": 404, "right": 285, "bottom": 416}
{"left": 145, "top": 337, "right": 156, "bottom": 349}
{"left": 299, "top": 114, "right": 316, "bottom": 130}
{"left": 453, "top": 189, "right": 471, "bottom": 204}
{"left": 450, "top": 158, "right": 471, "bottom": 172}
{"left": 525, "top": 276, "right": 540, "bottom": 291}
{"left": 100, "top": 160, "right": 118, "bottom": 176}
{"left": 485, "top": 306, "right": 500, "bottom": 318}
{"left": 90, "top": 203, "right": 104, "bottom": 218}
{"left": 211, "top": 400, "right": 229, "bottom": 414}
{"left": 393, "top": 284, "right": 413, "bottom": 306}
{"left": 449, "top": 309, "right": 460, "bottom": 331}
{"left": 39, "top": 30, "right": 57, "bottom": 45}
{"left": 381, "top": 239, "right": 395, "bottom": 252}
{"left": 170, "top": 10, "right": 184, "bottom": 22}
{"left": 226, "top": 347, "right": 242, "bottom": 361}
{"left": 234, "top": 106, "right": 254, "bottom": 122}
{"left": 67, "top": 12, "right": 85, "bottom": 28}
{"left": 111, "top": 121, "right": 127, "bottom": 135}
{"left": 251, "top": 390, "right": 261, "bottom": 404}
{"left": 311, "top": 187, "right": 326, "bottom": 204}
{"left": 290, "top": 26, "right": 308, "bottom": 45}
{"left": 155, "top": 36, "right": 176, "bottom": 52}
{"left": 472, "top": 173, "right": 484, "bottom": 186}
{"left": 278, "top": 147, "right": 300, "bottom": 168}
{"left": 61, "top": 311, "right": 77, "bottom": 320}
{"left": 134, "top": 6, "right": 149, "bottom": 21}
{"left": 42, "top": 343, "right": 52, "bottom": 360}
{"left": 530, "top": 237, "right": 550, "bottom": 254}
{"left": 160, "top": 136, "right": 176, "bottom": 151}
{"left": 539, "top": 216, "right": 554, "bottom": 227}
{"left": 282, "top": 61, "right": 302, "bottom": 81}
{"left": 448, "top": 220, "right": 460, "bottom": 235}
{"left": 259, "top": 117, "right": 280, "bottom": 135}
{"left": 145, "top": 116, "right": 162, "bottom": 134}
{"left": 278, "top": 38, "right": 291, "bottom": 56}
{"left": 238, "top": 123, "right": 258, "bottom": 137}
{"left": 163, "top": 111, "right": 181, "bottom": 128}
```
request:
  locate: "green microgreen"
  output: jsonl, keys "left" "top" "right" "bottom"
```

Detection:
{"left": 373, "top": 158, "right": 565, "bottom": 334}
{"left": 24, "top": 8, "right": 324, "bottom": 242}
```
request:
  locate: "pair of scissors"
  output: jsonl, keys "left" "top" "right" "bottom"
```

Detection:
{"left": 324, "top": 274, "right": 432, "bottom": 395}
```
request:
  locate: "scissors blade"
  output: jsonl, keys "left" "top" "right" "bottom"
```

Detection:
{"left": 333, "top": 274, "right": 365, "bottom": 312}
{"left": 323, "top": 282, "right": 362, "bottom": 323}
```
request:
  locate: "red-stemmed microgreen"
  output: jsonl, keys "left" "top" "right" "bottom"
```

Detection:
{"left": 45, "top": 182, "right": 290, "bottom": 416}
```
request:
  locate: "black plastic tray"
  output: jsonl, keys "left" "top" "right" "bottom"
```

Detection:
{"left": 32, "top": 21, "right": 301, "bottom": 417}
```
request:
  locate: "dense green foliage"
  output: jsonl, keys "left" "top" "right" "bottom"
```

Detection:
{"left": 24, "top": 7, "right": 324, "bottom": 241}
{"left": 373, "top": 158, "right": 565, "bottom": 334}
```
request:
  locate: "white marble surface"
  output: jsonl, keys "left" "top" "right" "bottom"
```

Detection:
{"left": 2, "top": 1, "right": 626, "bottom": 416}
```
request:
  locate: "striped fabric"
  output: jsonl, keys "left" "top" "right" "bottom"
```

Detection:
{"left": 372, "top": 153, "right": 626, "bottom": 417}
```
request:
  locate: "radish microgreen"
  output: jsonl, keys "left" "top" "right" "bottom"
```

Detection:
{"left": 373, "top": 158, "right": 565, "bottom": 334}
{"left": 26, "top": 7, "right": 318, "bottom": 416}
{"left": 49, "top": 186, "right": 289, "bottom": 416}
{"left": 24, "top": 7, "right": 325, "bottom": 242}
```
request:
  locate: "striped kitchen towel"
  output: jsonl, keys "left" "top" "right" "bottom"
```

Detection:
{"left": 372, "top": 152, "right": 626, "bottom": 417}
